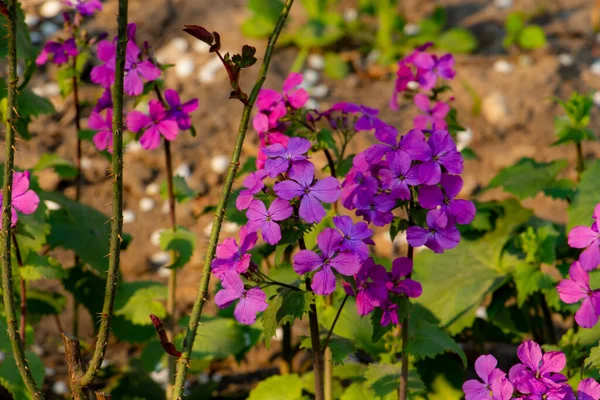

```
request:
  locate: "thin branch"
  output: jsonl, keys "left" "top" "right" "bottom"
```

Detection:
{"left": 398, "top": 244, "right": 414, "bottom": 400}
{"left": 0, "top": 0, "right": 44, "bottom": 397}
{"left": 321, "top": 294, "right": 348, "bottom": 352}
{"left": 61, "top": 332, "right": 87, "bottom": 400}
{"left": 171, "top": 0, "right": 295, "bottom": 396}
{"left": 11, "top": 233, "right": 26, "bottom": 343}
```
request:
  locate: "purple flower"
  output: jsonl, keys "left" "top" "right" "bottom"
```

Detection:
{"left": 126, "top": 100, "right": 179, "bottom": 150}
{"left": 340, "top": 161, "right": 379, "bottom": 210}
{"left": 508, "top": 341, "right": 567, "bottom": 395}
{"left": 211, "top": 226, "right": 258, "bottom": 279}
{"left": 556, "top": 262, "right": 600, "bottom": 328}
{"left": 36, "top": 38, "right": 78, "bottom": 66}
{"left": 282, "top": 72, "right": 309, "bottom": 109}
{"left": 88, "top": 108, "right": 113, "bottom": 153}
{"left": 363, "top": 128, "right": 430, "bottom": 165}
{"left": 389, "top": 64, "right": 416, "bottom": 110}
{"left": 274, "top": 162, "right": 340, "bottom": 224}
{"left": 263, "top": 137, "right": 311, "bottom": 178}
{"left": 379, "top": 152, "right": 421, "bottom": 200}
{"left": 462, "top": 355, "right": 508, "bottom": 400}
{"left": 91, "top": 40, "right": 116, "bottom": 88}
{"left": 413, "top": 94, "right": 450, "bottom": 130}
{"left": 124, "top": 41, "right": 161, "bottom": 96}
{"left": 66, "top": 0, "right": 103, "bottom": 16}
{"left": 578, "top": 378, "right": 600, "bottom": 400}
{"left": 293, "top": 228, "right": 360, "bottom": 295}
{"left": 523, "top": 380, "right": 573, "bottom": 400}
{"left": 386, "top": 257, "right": 422, "bottom": 298}
{"left": 491, "top": 377, "right": 514, "bottom": 400}
{"left": 418, "top": 174, "right": 476, "bottom": 225}
{"left": 355, "top": 192, "right": 395, "bottom": 227}
{"left": 236, "top": 170, "right": 268, "bottom": 211}
{"left": 354, "top": 258, "right": 388, "bottom": 316}
{"left": 353, "top": 105, "right": 385, "bottom": 131}
{"left": 413, "top": 53, "right": 456, "bottom": 90}
{"left": 568, "top": 204, "right": 600, "bottom": 271}
{"left": 0, "top": 171, "right": 40, "bottom": 228}
{"left": 256, "top": 90, "right": 286, "bottom": 127}
{"left": 333, "top": 215, "right": 374, "bottom": 260}
{"left": 245, "top": 199, "right": 293, "bottom": 245}
{"left": 94, "top": 88, "right": 113, "bottom": 112}
{"left": 379, "top": 300, "right": 399, "bottom": 327}
{"left": 410, "top": 130, "right": 463, "bottom": 185}
{"left": 407, "top": 209, "right": 460, "bottom": 253}
{"left": 214, "top": 273, "right": 268, "bottom": 325}
{"left": 164, "top": 89, "right": 199, "bottom": 130}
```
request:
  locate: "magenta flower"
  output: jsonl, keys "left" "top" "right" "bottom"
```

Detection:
{"left": 414, "top": 53, "right": 456, "bottom": 90}
{"left": 462, "top": 355, "right": 508, "bottom": 400}
{"left": 556, "top": 262, "right": 600, "bottom": 328}
{"left": 282, "top": 72, "right": 309, "bottom": 109}
{"left": 293, "top": 228, "right": 360, "bottom": 295}
{"left": 508, "top": 341, "right": 567, "bottom": 395}
{"left": 236, "top": 170, "right": 268, "bottom": 211}
{"left": 567, "top": 204, "right": 600, "bottom": 270}
{"left": 491, "top": 377, "right": 514, "bottom": 400}
{"left": 245, "top": 199, "right": 293, "bottom": 245}
{"left": 410, "top": 130, "right": 463, "bottom": 185}
{"left": 36, "top": 38, "right": 78, "bottom": 66}
{"left": 214, "top": 273, "right": 268, "bottom": 325}
{"left": 91, "top": 40, "right": 116, "bottom": 88}
{"left": 164, "top": 89, "right": 198, "bottom": 130}
{"left": 355, "top": 192, "right": 395, "bottom": 227}
{"left": 274, "top": 162, "right": 340, "bottom": 224}
{"left": 211, "top": 226, "right": 258, "bottom": 279}
{"left": 363, "top": 128, "right": 430, "bottom": 165}
{"left": 386, "top": 257, "right": 422, "bottom": 298}
{"left": 340, "top": 160, "right": 379, "bottom": 210}
{"left": 353, "top": 105, "right": 385, "bottom": 131}
{"left": 0, "top": 171, "right": 40, "bottom": 228}
{"left": 389, "top": 64, "right": 416, "bottom": 110}
{"left": 94, "top": 88, "right": 113, "bottom": 112}
{"left": 524, "top": 380, "right": 573, "bottom": 400}
{"left": 88, "top": 108, "right": 113, "bottom": 153}
{"left": 66, "top": 0, "right": 103, "bottom": 16}
{"left": 353, "top": 259, "right": 388, "bottom": 316}
{"left": 407, "top": 209, "right": 460, "bottom": 253}
{"left": 255, "top": 90, "right": 286, "bottom": 127}
{"left": 124, "top": 41, "right": 161, "bottom": 96}
{"left": 379, "top": 152, "right": 421, "bottom": 200}
{"left": 418, "top": 174, "right": 476, "bottom": 225}
{"left": 379, "top": 300, "right": 399, "bottom": 327}
{"left": 413, "top": 94, "right": 450, "bottom": 130}
{"left": 333, "top": 215, "right": 374, "bottom": 261}
{"left": 578, "top": 378, "right": 600, "bottom": 400}
{"left": 256, "top": 131, "right": 289, "bottom": 170}
{"left": 126, "top": 100, "right": 179, "bottom": 150}
{"left": 263, "top": 137, "right": 311, "bottom": 178}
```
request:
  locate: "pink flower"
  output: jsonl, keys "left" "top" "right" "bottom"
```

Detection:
{"left": 413, "top": 94, "right": 450, "bottom": 130}
{"left": 88, "top": 108, "right": 113, "bottom": 153}
{"left": 211, "top": 226, "right": 258, "bottom": 279}
{"left": 0, "top": 171, "right": 40, "bottom": 227}
{"left": 568, "top": 204, "right": 600, "bottom": 270}
{"left": 126, "top": 100, "right": 178, "bottom": 150}
{"left": 214, "top": 273, "right": 268, "bottom": 325}
{"left": 556, "top": 262, "right": 600, "bottom": 328}
{"left": 245, "top": 199, "right": 293, "bottom": 245}
{"left": 462, "top": 355, "right": 508, "bottom": 400}
{"left": 508, "top": 341, "right": 567, "bottom": 395}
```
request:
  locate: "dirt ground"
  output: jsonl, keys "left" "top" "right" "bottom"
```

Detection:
{"left": 8, "top": 0, "right": 600, "bottom": 397}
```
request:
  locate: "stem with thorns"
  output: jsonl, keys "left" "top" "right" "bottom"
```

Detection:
{"left": 399, "top": 244, "right": 414, "bottom": 400}
{"left": 12, "top": 233, "right": 26, "bottom": 343}
{"left": 171, "top": 0, "right": 295, "bottom": 396}
{"left": 1, "top": 0, "right": 44, "bottom": 397}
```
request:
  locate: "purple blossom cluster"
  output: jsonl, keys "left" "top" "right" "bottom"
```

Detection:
{"left": 65, "top": 0, "right": 103, "bottom": 16}
{"left": 556, "top": 204, "right": 600, "bottom": 328}
{"left": 463, "top": 341, "right": 600, "bottom": 400}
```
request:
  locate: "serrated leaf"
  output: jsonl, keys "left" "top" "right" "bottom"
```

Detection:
{"left": 20, "top": 253, "right": 66, "bottom": 281}
{"left": 488, "top": 158, "right": 568, "bottom": 200}
{"left": 158, "top": 226, "right": 196, "bottom": 269}
{"left": 190, "top": 317, "right": 249, "bottom": 360}
{"left": 0, "top": 351, "right": 45, "bottom": 400}
{"left": 543, "top": 178, "right": 576, "bottom": 200}
{"left": 262, "top": 288, "right": 312, "bottom": 348}
{"left": 159, "top": 176, "right": 197, "bottom": 203}
{"left": 33, "top": 154, "right": 77, "bottom": 178}
{"left": 115, "top": 283, "right": 167, "bottom": 325}
{"left": 389, "top": 218, "right": 409, "bottom": 242}
{"left": 364, "top": 363, "right": 425, "bottom": 399}
{"left": 248, "top": 374, "right": 303, "bottom": 400}
{"left": 0, "top": 2, "right": 37, "bottom": 61}
{"left": 568, "top": 159, "right": 600, "bottom": 230}
{"left": 584, "top": 342, "right": 600, "bottom": 371}
{"left": 407, "top": 318, "right": 467, "bottom": 366}
{"left": 301, "top": 336, "right": 354, "bottom": 363}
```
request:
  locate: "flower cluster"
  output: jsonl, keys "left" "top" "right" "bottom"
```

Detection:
{"left": 36, "top": 38, "right": 78, "bottom": 66}
{"left": 557, "top": 204, "right": 600, "bottom": 328}
{"left": 0, "top": 171, "right": 40, "bottom": 228}
{"left": 463, "top": 341, "right": 600, "bottom": 400}
{"left": 66, "top": 0, "right": 103, "bottom": 17}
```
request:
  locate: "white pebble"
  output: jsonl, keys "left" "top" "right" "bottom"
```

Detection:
{"left": 157, "top": 266, "right": 171, "bottom": 278}
{"left": 518, "top": 54, "right": 533, "bottom": 67}
{"left": 146, "top": 182, "right": 160, "bottom": 196}
{"left": 272, "top": 327, "right": 284, "bottom": 342}
{"left": 80, "top": 157, "right": 92, "bottom": 170}
{"left": 393, "top": 230, "right": 408, "bottom": 247}
{"left": 475, "top": 306, "right": 488, "bottom": 320}
{"left": 193, "top": 40, "right": 210, "bottom": 54}
{"left": 150, "top": 251, "right": 172, "bottom": 268}
{"left": 126, "top": 140, "right": 143, "bottom": 153}
{"left": 198, "top": 57, "right": 222, "bottom": 83}
{"left": 170, "top": 37, "right": 190, "bottom": 53}
{"left": 139, "top": 197, "right": 155, "bottom": 213}
{"left": 456, "top": 128, "right": 474, "bottom": 152}
{"left": 593, "top": 91, "right": 600, "bottom": 107}
{"left": 150, "top": 368, "right": 169, "bottom": 387}
{"left": 305, "top": 98, "right": 320, "bottom": 110}
{"left": 212, "top": 373, "right": 223, "bottom": 383}
{"left": 122, "top": 210, "right": 136, "bottom": 224}
{"left": 161, "top": 201, "right": 170, "bottom": 214}
{"left": 175, "top": 57, "right": 195, "bottom": 78}
{"left": 40, "top": 0, "right": 62, "bottom": 18}
{"left": 150, "top": 229, "right": 164, "bottom": 246}
{"left": 31, "top": 343, "right": 44, "bottom": 356}
{"left": 44, "top": 367, "right": 55, "bottom": 376}
{"left": 310, "top": 84, "right": 329, "bottom": 99}
{"left": 210, "top": 155, "right": 229, "bottom": 174}
{"left": 366, "top": 49, "right": 381, "bottom": 65}
{"left": 30, "top": 31, "right": 43, "bottom": 45}
{"left": 407, "top": 81, "right": 420, "bottom": 91}
{"left": 307, "top": 54, "right": 325, "bottom": 70}
{"left": 52, "top": 381, "right": 68, "bottom": 395}
{"left": 33, "top": 82, "right": 60, "bottom": 97}
{"left": 197, "top": 373, "right": 210, "bottom": 384}
{"left": 39, "top": 21, "right": 59, "bottom": 37}
{"left": 403, "top": 23, "right": 420, "bottom": 36}
{"left": 175, "top": 162, "right": 192, "bottom": 178}
{"left": 591, "top": 60, "right": 600, "bottom": 76}
{"left": 101, "top": 359, "right": 111, "bottom": 368}
{"left": 303, "top": 69, "right": 320, "bottom": 86}
{"left": 25, "top": 14, "right": 40, "bottom": 27}
{"left": 493, "top": 59, "right": 514, "bottom": 74}
{"left": 44, "top": 200, "right": 61, "bottom": 211}
{"left": 494, "top": 0, "right": 512, "bottom": 8}
{"left": 203, "top": 222, "right": 213, "bottom": 237}
{"left": 558, "top": 53, "right": 574, "bottom": 67}
{"left": 343, "top": 8, "right": 357, "bottom": 23}
{"left": 223, "top": 221, "right": 239, "bottom": 233}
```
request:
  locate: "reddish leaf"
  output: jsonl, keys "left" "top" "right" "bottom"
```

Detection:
{"left": 150, "top": 314, "right": 182, "bottom": 358}
{"left": 183, "top": 25, "right": 214, "bottom": 46}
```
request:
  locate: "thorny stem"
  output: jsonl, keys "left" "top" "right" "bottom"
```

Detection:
{"left": 72, "top": 51, "right": 83, "bottom": 337}
{"left": 171, "top": 0, "right": 295, "bottom": 396}
{"left": 576, "top": 142, "right": 585, "bottom": 182}
{"left": 12, "top": 233, "right": 26, "bottom": 343}
{"left": 321, "top": 294, "right": 348, "bottom": 352}
{"left": 399, "top": 244, "right": 414, "bottom": 400}
{"left": 77, "top": 0, "right": 128, "bottom": 388}
{"left": 1, "top": 0, "right": 44, "bottom": 397}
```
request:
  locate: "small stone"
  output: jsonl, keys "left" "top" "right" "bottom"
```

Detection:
{"left": 157, "top": 266, "right": 171, "bottom": 278}
{"left": 31, "top": 343, "right": 44, "bottom": 356}
{"left": 150, "top": 251, "right": 172, "bottom": 268}
{"left": 44, "top": 200, "right": 61, "bottom": 210}
{"left": 52, "top": 381, "right": 68, "bottom": 395}
{"left": 40, "top": 0, "right": 62, "bottom": 18}
{"left": 39, "top": 21, "right": 59, "bottom": 37}
{"left": 210, "top": 155, "right": 229, "bottom": 174}
{"left": 493, "top": 59, "right": 513, "bottom": 74}
{"left": 558, "top": 53, "right": 574, "bottom": 67}
{"left": 146, "top": 182, "right": 160, "bottom": 195}
{"left": 126, "top": 140, "right": 143, "bottom": 153}
{"left": 139, "top": 197, "right": 155, "bottom": 212}
{"left": 170, "top": 37, "right": 189, "bottom": 53}
{"left": 150, "top": 229, "right": 164, "bottom": 246}
{"left": 198, "top": 373, "right": 210, "bottom": 384}
{"left": 494, "top": 0, "right": 512, "bottom": 8}
{"left": 305, "top": 98, "right": 320, "bottom": 110}
{"left": 101, "top": 359, "right": 111, "bottom": 368}
{"left": 223, "top": 221, "right": 239, "bottom": 233}
{"left": 475, "top": 306, "right": 488, "bottom": 320}
{"left": 482, "top": 92, "right": 510, "bottom": 126}
{"left": 456, "top": 128, "right": 473, "bottom": 151}
{"left": 193, "top": 40, "right": 210, "bottom": 54}
{"left": 150, "top": 368, "right": 169, "bottom": 386}
{"left": 44, "top": 367, "right": 55, "bottom": 376}
{"left": 175, "top": 162, "right": 192, "bottom": 178}
{"left": 272, "top": 327, "right": 284, "bottom": 342}
{"left": 175, "top": 57, "right": 195, "bottom": 78}
{"left": 343, "top": 8, "right": 357, "bottom": 23}
{"left": 310, "top": 84, "right": 329, "bottom": 99}
{"left": 80, "top": 157, "right": 92, "bottom": 170}
{"left": 593, "top": 91, "right": 600, "bottom": 107}
{"left": 303, "top": 69, "right": 320, "bottom": 86}
{"left": 212, "top": 373, "right": 223, "bottom": 383}
{"left": 25, "top": 14, "right": 40, "bottom": 27}
{"left": 403, "top": 23, "right": 420, "bottom": 36}
{"left": 198, "top": 57, "right": 222, "bottom": 83}
{"left": 203, "top": 222, "right": 213, "bottom": 237}
{"left": 30, "top": 31, "right": 43, "bottom": 45}
{"left": 518, "top": 54, "right": 533, "bottom": 67}
{"left": 307, "top": 54, "right": 325, "bottom": 70}
{"left": 407, "top": 81, "right": 420, "bottom": 90}
{"left": 161, "top": 201, "right": 170, "bottom": 214}
{"left": 122, "top": 210, "right": 136, "bottom": 224}
{"left": 591, "top": 60, "right": 600, "bottom": 76}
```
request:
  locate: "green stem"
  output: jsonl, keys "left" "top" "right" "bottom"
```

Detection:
{"left": 12, "top": 233, "right": 26, "bottom": 343}
{"left": 72, "top": 42, "right": 83, "bottom": 339}
{"left": 576, "top": 142, "right": 585, "bottom": 182}
{"left": 321, "top": 295, "right": 348, "bottom": 351}
{"left": 171, "top": 0, "right": 295, "bottom": 396}
{"left": 399, "top": 244, "right": 414, "bottom": 400}
{"left": 78, "top": 0, "right": 128, "bottom": 387}
{"left": 1, "top": 1, "right": 44, "bottom": 397}
{"left": 306, "top": 278, "right": 325, "bottom": 400}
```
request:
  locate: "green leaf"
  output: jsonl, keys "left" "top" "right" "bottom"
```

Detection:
{"left": 112, "top": 316, "right": 157, "bottom": 343}
{"left": 20, "top": 253, "right": 66, "bottom": 281}
{"left": 341, "top": 382, "right": 372, "bottom": 400}
{"left": 158, "top": 226, "right": 196, "bottom": 269}
{"left": 568, "top": 159, "right": 600, "bottom": 230}
{"left": 242, "top": 0, "right": 284, "bottom": 37}
{"left": 293, "top": 14, "right": 344, "bottom": 48}
{"left": 114, "top": 282, "right": 167, "bottom": 325}
{"left": 159, "top": 176, "right": 197, "bottom": 203}
{"left": 488, "top": 158, "right": 568, "bottom": 200}
{"left": 324, "top": 52, "right": 350, "bottom": 79}
{"left": 0, "top": 351, "right": 45, "bottom": 399}
{"left": 414, "top": 199, "right": 532, "bottom": 328}
{"left": 262, "top": 288, "right": 313, "bottom": 348}
{"left": 248, "top": 374, "right": 303, "bottom": 400}
{"left": 0, "top": 2, "right": 37, "bottom": 61}
{"left": 584, "top": 342, "right": 600, "bottom": 371}
{"left": 191, "top": 317, "right": 249, "bottom": 360}
{"left": 389, "top": 218, "right": 409, "bottom": 242}
{"left": 56, "top": 65, "right": 76, "bottom": 97}
{"left": 14, "top": 197, "right": 50, "bottom": 260}
{"left": 364, "top": 363, "right": 425, "bottom": 399}
{"left": 141, "top": 339, "right": 167, "bottom": 372}
{"left": 505, "top": 12, "right": 525, "bottom": 36}
{"left": 17, "top": 89, "right": 55, "bottom": 117}
{"left": 513, "top": 261, "right": 557, "bottom": 307}
{"left": 62, "top": 264, "right": 105, "bottom": 321}
{"left": 27, "top": 288, "right": 66, "bottom": 316}
{"left": 301, "top": 336, "right": 355, "bottom": 363}
{"left": 437, "top": 28, "right": 478, "bottom": 54}
{"left": 518, "top": 25, "right": 547, "bottom": 50}
{"left": 33, "top": 154, "right": 78, "bottom": 178}
{"left": 543, "top": 178, "right": 576, "bottom": 200}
